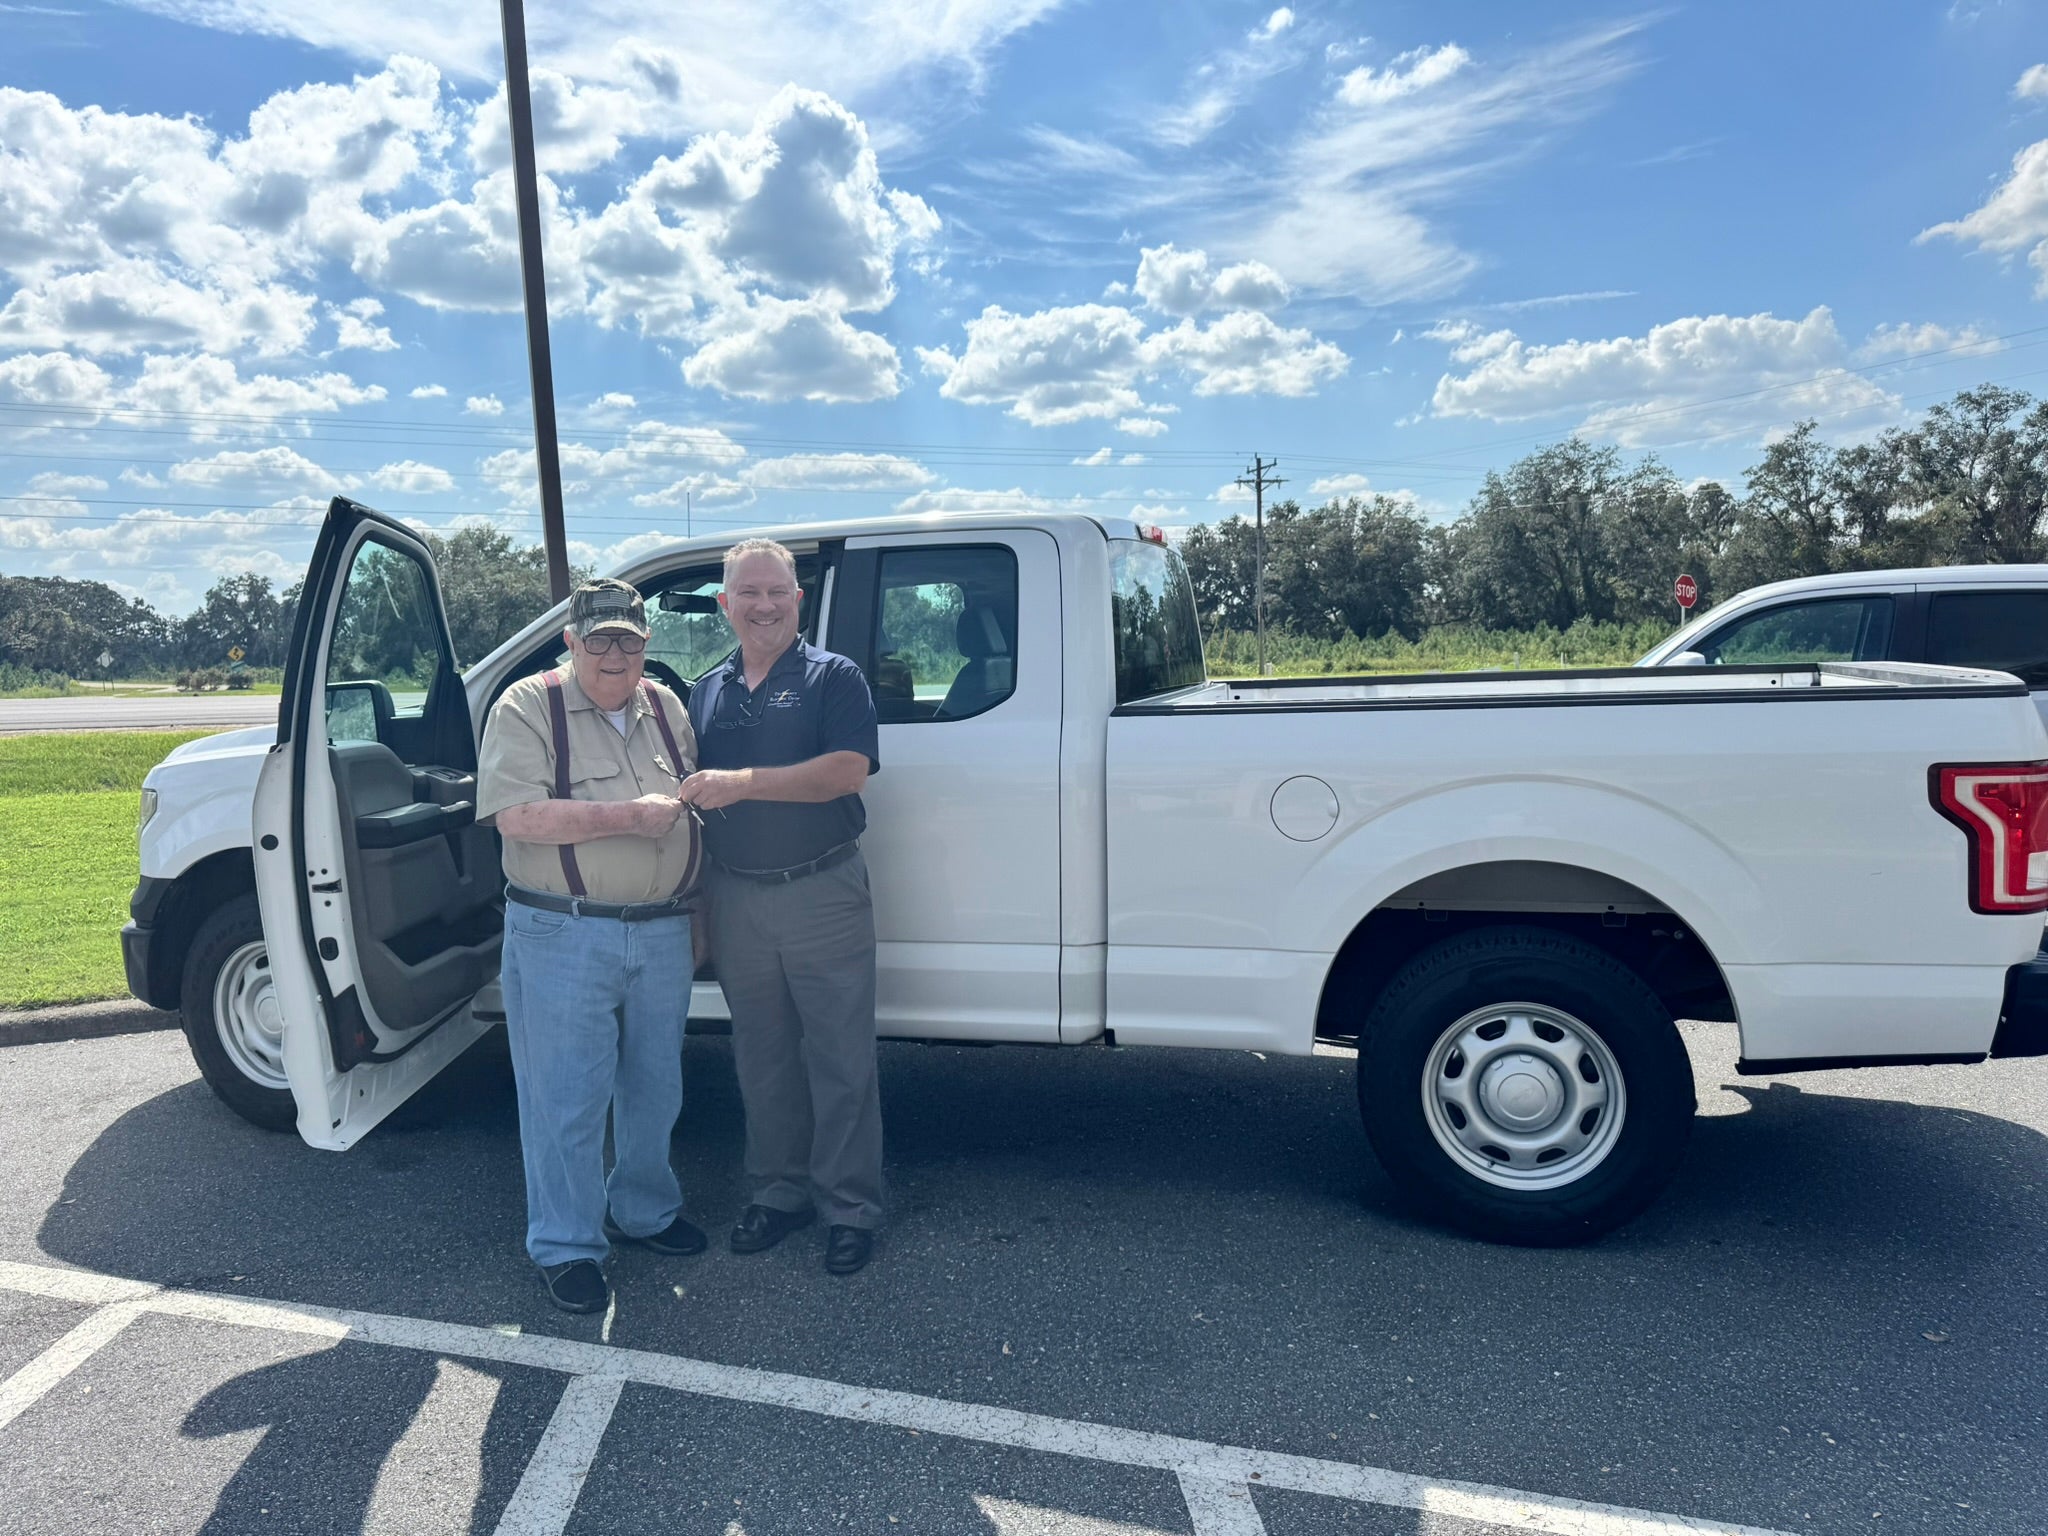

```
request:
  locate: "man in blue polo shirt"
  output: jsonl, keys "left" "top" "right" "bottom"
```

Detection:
{"left": 680, "top": 537, "right": 884, "bottom": 1276}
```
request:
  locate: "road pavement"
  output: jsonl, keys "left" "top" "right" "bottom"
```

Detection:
{"left": 0, "top": 1023, "right": 2041, "bottom": 1535}
{"left": 0, "top": 694, "right": 277, "bottom": 734}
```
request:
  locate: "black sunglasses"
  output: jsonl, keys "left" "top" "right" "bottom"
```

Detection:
{"left": 713, "top": 685, "right": 767, "bottom": 730}
{"left": 581, "top": 633, "right": 647, "bottom": 656}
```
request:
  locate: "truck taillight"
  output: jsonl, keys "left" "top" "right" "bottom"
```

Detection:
{"left": 1932, "top": 762, "right": 2048, "bottom": 913}
{"left": 1140, "top": 524, "right": 1166, "bottom": 544}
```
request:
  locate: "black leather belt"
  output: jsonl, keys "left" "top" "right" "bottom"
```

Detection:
{"left": 713, "top": 840, "right": 858, "bottom": 885}
{"left": 506, "top": 884, "right": 690, "bottom": 922}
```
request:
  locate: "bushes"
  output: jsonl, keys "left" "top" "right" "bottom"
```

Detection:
{"left": 0, "top": 662, "right": 70, "bottom": 696}
{"left": 1203, "top": 620, "right": 1673, "bottom": 679}
{"left": 177, "top": 668, "right": 228, "bottom": 692}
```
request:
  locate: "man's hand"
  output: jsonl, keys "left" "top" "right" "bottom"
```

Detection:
{"left": 630, "top": 794, "right": 685, "bottom": 837}
{"left": 679, "top": 768, "right": 754, "bottom": 811}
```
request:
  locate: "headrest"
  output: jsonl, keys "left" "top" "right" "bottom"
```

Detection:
{"left": 956, "top": 603, "right": 1010, "bottom": 659}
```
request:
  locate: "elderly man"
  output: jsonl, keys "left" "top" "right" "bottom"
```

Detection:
{"left": 476, "top": 578, "right": 703, "bottom": 1314}
{"left": 681, "top": 538, "right": 884, "bottom": 1276}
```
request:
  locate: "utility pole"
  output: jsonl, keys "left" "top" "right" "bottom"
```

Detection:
{"left": 685, "top": 488, "right": 693, "bottom": 539}
{"left": 1235, "top": 455, "right": 1285, "bottom": 676}
{"left": 498, "top": 0, "right": 570, "bottom": 602}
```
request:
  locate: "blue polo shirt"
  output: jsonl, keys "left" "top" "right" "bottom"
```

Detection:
{"left": 687, "top": 639, "right": 880, "bottom": 871}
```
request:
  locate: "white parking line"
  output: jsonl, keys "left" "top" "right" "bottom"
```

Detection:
{"left": 0, "top": 1299, "right": 151, "bottom": 1432}
{"left": 1178, "top": 1470, "right": 1269, "bottom": 1534}
{"left": 0, "top": 1259, "right": 1794, "bottom": 1536}
{"left": 493, "top": 1374, "right": 626, "bottom": 1536}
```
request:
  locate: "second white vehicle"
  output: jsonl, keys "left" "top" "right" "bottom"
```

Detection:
{"left": 129, "top": 502, "right": 2048, "bottom": 1244}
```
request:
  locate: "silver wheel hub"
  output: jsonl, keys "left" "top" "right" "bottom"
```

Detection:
{"left": 1420, "top": 1003, "right": 1626, "bottom": 1191}
{"left": 213, "top": 940, "right": 288, "bottom": 1092}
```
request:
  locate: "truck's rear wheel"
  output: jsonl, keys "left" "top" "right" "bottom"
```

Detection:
{"left": 1357, "top": 925, "right": 1694, "bottom": 1245}
{"left": 180, "top": 893, "right": 297, "bottom": 1132}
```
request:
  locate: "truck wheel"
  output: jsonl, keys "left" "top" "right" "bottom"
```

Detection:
{"left": 1356, "top": 925, "right": 1694, "bottom": 1246}
{"left": 180, "top": 893, "right": 297, "bottom": 1132}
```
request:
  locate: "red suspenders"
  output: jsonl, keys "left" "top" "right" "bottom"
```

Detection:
{"left": 542, "top": 672, "right": 699, "bottom": 900}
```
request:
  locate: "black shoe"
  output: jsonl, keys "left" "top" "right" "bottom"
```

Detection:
{"left": 605, "top": 1212, "right": 708, "bottom": 1256}
{"left": 729, "top": 1203, "right": 815, "bottom": 1254}
{"left": 824, "top": 1225, "right": 874, "bottom": 1276}
{"left": 541, "top": 1259, "right": 608, "bottom": 1314}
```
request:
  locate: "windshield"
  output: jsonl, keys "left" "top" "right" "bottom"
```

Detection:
{"left": 1109, "top": 539, "right": 1207, "bottom": 704}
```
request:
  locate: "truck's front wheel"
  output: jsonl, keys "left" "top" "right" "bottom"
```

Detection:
{"left": 181, "top": 893, "right": 297, "bottom": 1132}
{"left": 1357, "top": 925, "right": 1694, "bottom": 1245}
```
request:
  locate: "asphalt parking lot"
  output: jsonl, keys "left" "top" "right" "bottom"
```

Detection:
{"left": 0, "top": 1022, "right": 2042, "bottom": 1535}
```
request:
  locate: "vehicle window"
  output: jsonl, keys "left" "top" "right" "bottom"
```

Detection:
{"left": 1695, "top": 596, "right": 1893, "bottom": 666}
{"left": 646, "top": 554, "right": 825, "bottom": 686}
{"left": 1926, "top": 591, "right": 2048, "bottom": 687}
{"left": 869, "top": 545, "right": 1019, "bottom": 723}
{"left": 325, "top": 537, "right": 449, "bottom": 727}
{"left": 1110, "top": 538, "right": 1207, "bottom": 704}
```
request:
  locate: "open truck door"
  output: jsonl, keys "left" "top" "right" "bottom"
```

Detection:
{"left": 253, "top": 497, "right": 503, "bottom": 1149}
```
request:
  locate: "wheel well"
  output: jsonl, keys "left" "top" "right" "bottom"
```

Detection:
{"left": 148, "top": 849, "right": 256, "bottom": 1007}
{"left": 1314, "top": 863, "right": 1736, "bottom": 1042}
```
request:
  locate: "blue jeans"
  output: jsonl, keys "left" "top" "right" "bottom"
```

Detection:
{"left": 500, "top": 900, "right": 692, "bottom": 1268}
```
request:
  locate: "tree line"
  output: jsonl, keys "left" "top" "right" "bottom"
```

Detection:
{"left": 0, "top": 526, "right": 575, "bottom": 685}
{"left": 5, "top": 382, "right": 2044, "bottom": 685}
{"left": 1180, "top": 384, "right": 2048, "bottom": 640}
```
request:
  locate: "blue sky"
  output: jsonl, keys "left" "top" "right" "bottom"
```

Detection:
{"left": 5, "top": 0, "right": 2048, "bottom": 613}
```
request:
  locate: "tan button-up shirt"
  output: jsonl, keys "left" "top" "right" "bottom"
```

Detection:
{"left": 476, "top": 669, "right": 700, "bottom": 903}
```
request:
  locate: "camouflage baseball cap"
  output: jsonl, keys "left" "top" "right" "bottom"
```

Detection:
{"left": 568, "top": 578, "right": 649, "bottom": 638}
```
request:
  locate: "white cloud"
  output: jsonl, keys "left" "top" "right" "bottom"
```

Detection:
{"left": 1857, "top": 321, "right": 2001, "bottom": 360}
{"left": 482, "top": 418, "right": 747, "bottom": 504}
{"left": 683, "top": 296, "right": 901, "bottom": 403}
{"left": 1337, "top": 43, "right": 1472, "bottom": 108}
{"left": 595, "top": 391, "right": 636, "bottom": 409}
{"left": 1072, "top": 446, "right": 1113, "bottom": 466}
{"left": 331, "top": 296, "right": 398, "bottom": 351}
{"left": 370, "top": 459, "right": 458, "bottom": 494}
{"left": 1248, "top": 21, "right": 1645, "bottom": 303}
{"left": 169, "top": 446, "right": 337, "bottom": 493}
{"left": 1427, "top": 306, "right": 1904, "bottom": 447}
{"left": 1134, "top": 244, "right": 1290, "bottom": 317}
{"left": 1310, "top": 473, "right": 1375, "bottom": 498}
{"left": 25, "top": 471, "right": 108, "bottom": 496}
{"left": 1132, "top": 500, "right": 1195, "bottom": 527}
{"left": 893, "top": 486, "right": 1092, "bottom": 516}
{"left": 0, "top": 260, "right": 317, "bottom": 356}
{"left": 743, "top": 452, "right": 933, "bottom": 490}
{"left": 123, "top": 354, "right": 385, "bottom": 436}
{"left": 920, "top": 302, "right": 1152, "bottom": 426}
{"left": 1117, "top": 415, "right": 1171, "bottom": 437}
{"left": 410, "top": 383, "right": 447, "bottom": 398}
{"left": 1920, "top": 139, "right": 2048, "bottom": 295}
{"left": 1251, "top": 8, "right": 1294, "bottom": 43}
{"left": 2018, "top": 64, "right": 2048, "bottom": 100}
{"left": 1141, "top": 311, "right": 1348, "bottom": 396}
{"left": 465, "top": 393, "right": 505, "bottom": 416}
{"left": 120, "top": 468, "right": 166, "bottom": 489}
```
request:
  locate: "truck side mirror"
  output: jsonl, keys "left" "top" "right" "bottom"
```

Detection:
{"left": 326, "top": 679, "right": 397, "bottom": 743}
{"left": 1667, "top": 650, "right": 1708, "bottom": 668}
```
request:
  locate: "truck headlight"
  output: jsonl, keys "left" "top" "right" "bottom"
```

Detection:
{"left": 138, "top": 786, "right": 158, "bottom": 834}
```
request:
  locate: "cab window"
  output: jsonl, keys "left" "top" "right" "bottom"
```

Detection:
{"left": 325, "top": 537, "right": 452, "bottom": 746}
{"left": 868, "top": 545, "right": 1019, "bottom": 723}
{"left": 1694, "top": 596, "right": 1894, "bottom": 666}
{"left": 1925, "top": 590, "right": 2048, "bottom": 687}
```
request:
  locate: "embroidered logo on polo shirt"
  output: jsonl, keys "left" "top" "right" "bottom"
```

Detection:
{"left": 767, "top": 689, "right": 803, "bottom": 709}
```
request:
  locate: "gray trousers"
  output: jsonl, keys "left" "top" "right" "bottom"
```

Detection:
{"left": 707, "top": 850, "right": 884, "bottom": 1229}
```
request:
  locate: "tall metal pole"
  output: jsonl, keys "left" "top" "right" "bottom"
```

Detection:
{"left": 499, "top": 0, "right": 570, "bottom": 602}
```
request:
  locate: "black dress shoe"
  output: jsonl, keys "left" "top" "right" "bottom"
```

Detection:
{"left": 729, "top": 1203, "right": 815, "bottom": 1254}
{"left": 824, "top": 1225, "right": 874, "bottom": 1275}
{"left": 605, "top": 1212, "right": 708, "bottom": 1256}
{"left": 541, "top": 1259, "right": 608, "bottom": 1314}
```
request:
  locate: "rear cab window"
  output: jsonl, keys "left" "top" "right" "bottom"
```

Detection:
{"left": 1925, "top": 590, "right": 2048, "bottom": 686}
{"left": 1693, "top": 595, "right": 1894, "bottom": 666}
{"left": 1110, "top": 539, "right": 1207, "bottom": 704}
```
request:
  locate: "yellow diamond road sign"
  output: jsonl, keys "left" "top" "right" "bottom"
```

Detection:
{"left": 227, "top": 646, "right": 245, "bottom": 662}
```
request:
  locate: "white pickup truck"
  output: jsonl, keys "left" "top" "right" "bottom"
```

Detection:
{"left": 125, "top": 499, "right": 2048, "bottom": 1244}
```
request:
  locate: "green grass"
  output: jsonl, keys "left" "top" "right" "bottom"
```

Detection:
{"left": 0, "top": 730, "right": 218, "bottom": 1010}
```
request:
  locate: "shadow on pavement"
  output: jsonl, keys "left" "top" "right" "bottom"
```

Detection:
{"left": 27, "top": 1036, "right": 2048, "bottom": 1534}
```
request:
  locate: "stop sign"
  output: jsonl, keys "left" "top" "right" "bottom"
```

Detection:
{"left": 1674, "top": 573, "right": 1699, "bottom": 610}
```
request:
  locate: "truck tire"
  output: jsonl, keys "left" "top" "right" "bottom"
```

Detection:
{"left": 180, "top": 892, "right": 297, "bottom": 1132}
{"left": 1356, "top": 925, "right": 1694, "bottom": 1246}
